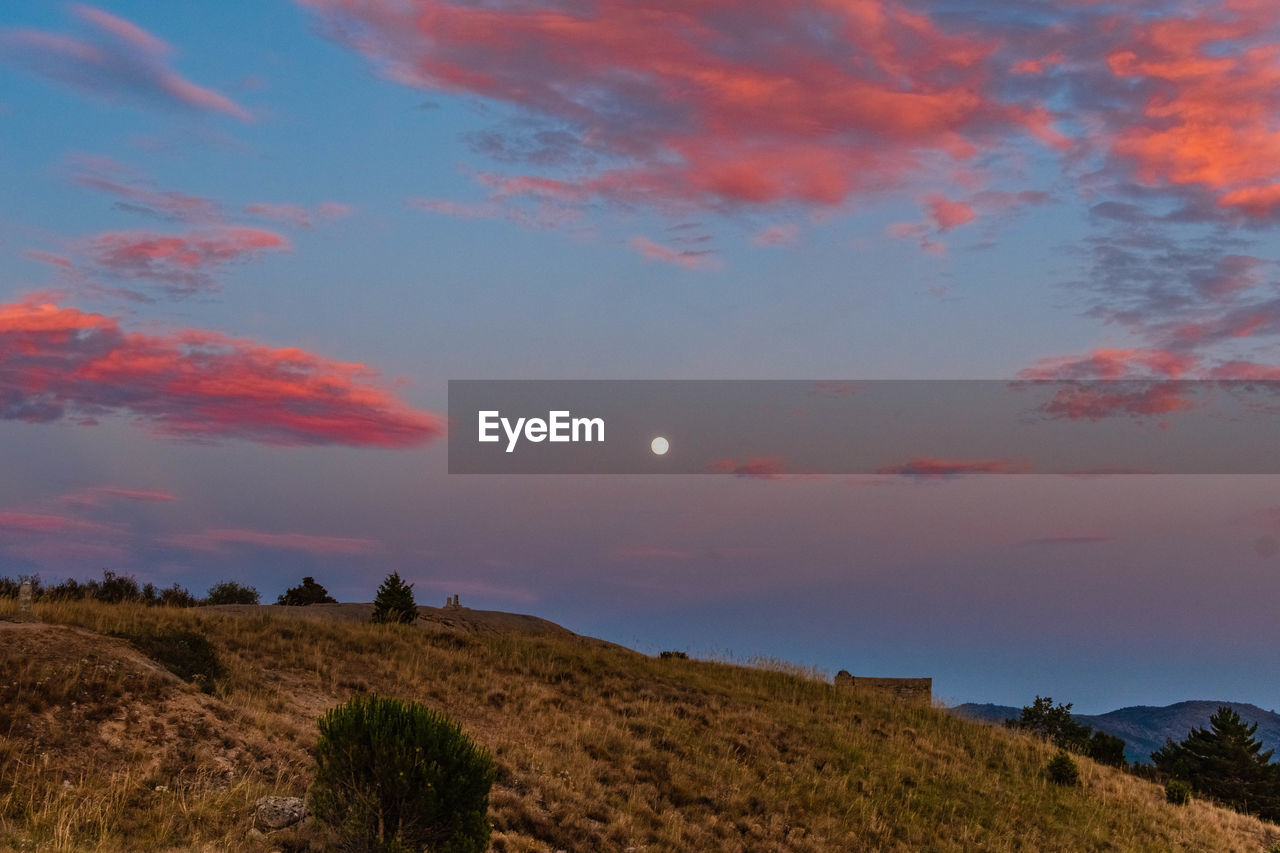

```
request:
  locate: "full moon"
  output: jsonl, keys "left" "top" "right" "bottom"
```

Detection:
{"left": 650, "top": 436, "right": 669, "bottom": 455}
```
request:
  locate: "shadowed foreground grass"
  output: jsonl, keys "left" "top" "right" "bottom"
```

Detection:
{"left": 1, "top": 599, "right": 1277, "bottom": 852}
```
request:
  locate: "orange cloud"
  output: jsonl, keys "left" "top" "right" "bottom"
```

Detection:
{"left": 0, "top": 300, "right": 441, "bottom": 447}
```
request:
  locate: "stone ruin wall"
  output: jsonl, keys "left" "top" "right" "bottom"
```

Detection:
{"left": 833, "top": 670, "right": 931, "bottom": 702}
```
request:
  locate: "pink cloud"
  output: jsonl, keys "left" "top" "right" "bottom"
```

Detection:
{"left": 70, "top": 155, "right": 224, "bottom": 224}
{"left": 56, "top": 486, "right": 178, "bottom": 508}
{"left": 874, "top": 457, "right": 1031, "bottom": 478}
{"left": 926, "top": 195, "right": 977, "bottom": 231}
{"left": 83, "top": 227, "right": 290, "bottom": 297}
{"left": 160, "top": 528, "right": 380, "bottom": 556}
{"left": 707, "top": 456, "right": 787, "bottom": 480}
{"left": 244, "top": 202, "right": 352, "bottom": 229}
{"left": 0, "top": 300, "right": 441, "bottom": 447}
{"left": 1037, "top": 384, "right": 1195, "bottom": 421}
{"left": 0, "top": 511, "right": 120, "bottom": 537}
{"left": 751, "top": 224, "right": 800, "bottom": 248}
{"left": 1018, "top": 348, "right": 1198, "bottom": 380}
{"left": 408, "top": 196, "right": 580, "bottom": 230}
{"left": 628, "top": 236, "right": 720, "bottom": 270}
{"left": 300, "top": 0, "right": 1060, "bottom": 209}
{"left": 0, "top": 5, "right": 250, "bottom": 120}
{"left": 886, "top": 221, "right": 944, "bottom": 255}
{"left": 1101, "top": 4, "right": 1280, "bottom": 218}
{"left": 0, "top": 510, "right": 128, "bottom": 564}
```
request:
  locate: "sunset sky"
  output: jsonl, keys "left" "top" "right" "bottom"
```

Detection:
{"left": 4, "top": 0, "right": 1280, "bottom": 713}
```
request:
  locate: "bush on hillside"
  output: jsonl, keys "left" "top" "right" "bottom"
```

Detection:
{"left": 205, "top": 580, "right": 260, "bottom": 605}
{"left": 311, "top": 695, "right": 494, "bottom": 853}
{"left": 110, "top": 627, "right": 226, "bottom": 693}
{"left": 158, "top": 583, "right": 198, "bottom": 607}
{"left": 1047, "top": 751, "right": 1080, "bottom": 786}
{"left": 277, "top": 576, "right": 336, "bottom": 606}
{"left": 1166, "top": 779, "right": 1192, "bottom": 805}
{"left": 91, "top": 569, "right": 141, "bottom": 604}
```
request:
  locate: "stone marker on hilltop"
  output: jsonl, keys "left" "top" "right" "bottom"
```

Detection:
{"left": 16, "top": 578, "right": 34, "bottom": 622}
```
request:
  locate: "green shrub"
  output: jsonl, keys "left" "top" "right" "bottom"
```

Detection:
{"left": 1047, "top": 751, "right": 1080, "bottom": 786}
{"left": 1086, "top": 730, "right": 1127, "bottom": 767}
{"left": 311, "top": 695, "right": 494, "bottom": 853}
{"left": 659, "top": 650, "right": 689, "bottom": 660}
{"left": 110, "top": 628, "right": 226, "bottom": 692}
{"left": 1165, "top": 779, "right": 1191, "bottom": 805}
{"left": 91, "top": 569, "right": 141, "bottom": 603}
{"left": 205, "top": 580, "right": 260, "bottom": 605}
{"left": 158, "top": 583, "right": 198, "bottom": 607}
{"left": 371, "top": 572, "right": 417, "bottom": 624}
{"left": 277, "top": 576, "right": 337, "bottom": 606}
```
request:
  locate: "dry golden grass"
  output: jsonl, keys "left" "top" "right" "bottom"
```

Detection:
{"left": 2, "top": 597, "right": 1278, "bottom": 852}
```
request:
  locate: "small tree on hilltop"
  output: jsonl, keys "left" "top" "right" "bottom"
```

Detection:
{"left": 276, "top": 576, "right": 337, "bottom": 606}
{"left": 371, "top": 571, "right": 417, "bottom": 624}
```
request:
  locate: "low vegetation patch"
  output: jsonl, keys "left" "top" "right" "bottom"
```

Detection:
{"left": 108, "top": 626, "right": 226, "bottom": 691}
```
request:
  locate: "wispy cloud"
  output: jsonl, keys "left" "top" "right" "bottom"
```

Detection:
{"left": 874, "top": 457, "right": 1032, "bottom": 478}
{"left": 0, "top": 5, "right": 250, "bottom": 120}
{"left": 56, "top": 486, "right": 178, "bottom": 508}
{"left": 81, "top": 227, "right": 289, "bottom": 297}
{"left": 159, "top": 528, "right": 380, "bottom": 556}
{"left": 628, "top": 236, "right": 720, "bottom": 271}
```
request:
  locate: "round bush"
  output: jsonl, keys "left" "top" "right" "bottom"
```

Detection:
{"left": 1047, "top": 750, "right": 1080, "bottom": 786}
{"left": 1165, "top": 778, "right": 1191, "bottom": 805}
{"left": 311, "top": 695, "right": 494, "bottom": 853}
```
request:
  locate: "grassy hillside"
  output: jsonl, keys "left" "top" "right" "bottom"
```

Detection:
{"left": 2, "top": 599, "right": 1278, "bottom": 852}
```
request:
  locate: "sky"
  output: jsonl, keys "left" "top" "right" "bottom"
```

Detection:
{"left": 3, "top": 0, "right": 1280, "bottom": 714}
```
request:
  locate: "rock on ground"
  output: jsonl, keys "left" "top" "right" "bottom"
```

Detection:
{"left": 254, "top": 796, "right": 306, "bottom": 829}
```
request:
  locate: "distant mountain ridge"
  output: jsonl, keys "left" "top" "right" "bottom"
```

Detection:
{"left": 952, "top": 700, "right": 1280, "bottom": 765}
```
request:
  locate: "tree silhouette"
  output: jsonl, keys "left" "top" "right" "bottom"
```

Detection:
{"left": 1152, "top": 706, "right": 1279, "bottom": 819}
{"left": 371, "top": 571, "right": 417, "bottom": 624}
{"left": 276, "top": 576, "right": 337, "bottom": 606}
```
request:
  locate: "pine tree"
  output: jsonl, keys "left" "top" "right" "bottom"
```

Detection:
{"left": 371, "top": 571, "right": 417, "bottom": 624}
{"left": 1152, "top": 706, "right": 1279, "bottom": 819}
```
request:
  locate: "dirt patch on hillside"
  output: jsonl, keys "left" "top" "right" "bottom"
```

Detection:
{"left": 0, "top": 623, "right": 308, "bottom": 794}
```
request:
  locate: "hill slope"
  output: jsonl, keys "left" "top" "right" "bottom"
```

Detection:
{"left": 953, "top": 702, "right": 1280, "bottom": 766}
{"left": 2, "top": 600, "right": 1277, "bottom": 852}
